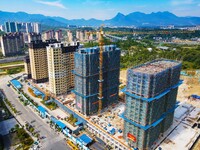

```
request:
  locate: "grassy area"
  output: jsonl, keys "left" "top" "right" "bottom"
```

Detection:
{"left": 10, "top": 125, "right": 34, "bottom": 150}
{"left": 6, "top": 67, "right": 24, "bottom": 75}
{"left": 66, "top": 114, "right": 77, "bottom": 126}
{"left": 41, "top": 100, "right": 57, "bottom": 110}
{"left": 0, "top": 61, "right": 24, "bottom": 67}
{"left": 21, "top": 91, "right": 39, "bottom": 107}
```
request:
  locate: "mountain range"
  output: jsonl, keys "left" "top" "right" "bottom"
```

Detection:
{"left": 0, "top": 11, "right": 200, "bottom": 27}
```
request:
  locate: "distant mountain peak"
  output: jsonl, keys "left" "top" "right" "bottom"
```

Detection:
{"left": 0, "top": 10, "right": 200, "bottom": 27}
{"left": 115, "top": 12, "right": 125, "bottom": 17}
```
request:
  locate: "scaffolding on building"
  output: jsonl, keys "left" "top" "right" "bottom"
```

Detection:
{"left": 122, "top": 59, "right": 182, "bottom": 149}
{"left": 73, "top": 45, "right": 120, "bottom": 116}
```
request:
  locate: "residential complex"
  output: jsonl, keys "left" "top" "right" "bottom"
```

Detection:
{"left": 73, "top": 45, "right": 121, "bottom": 115}
{"left": 28, "top": 40, "right": 50, "bottom": 83}
{"left": 3, "top": 22, "right": 41, "bottom": 33}
{"left": 44, "top": 30, "right": 54, "bottom": 41}
{"left": 122, "top": 59, "right": 182, "bottom": 149}
{"left": 43, "top": 30, "right": 63, "bottom": 41}
{"left": 0, "top": 32, "right": 24, "bottom": 56}
{"left": 47, "top": 43, "right": 78, "bottom": 96}
{"left": 24, "top": 55, "right": 32, "bottom": 79}
{"left": 5, "top": 22, "right": 17, "bottom": 32}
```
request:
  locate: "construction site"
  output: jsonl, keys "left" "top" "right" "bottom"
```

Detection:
{"left": 18, "top": 26, "right": 200, "bottom": 150}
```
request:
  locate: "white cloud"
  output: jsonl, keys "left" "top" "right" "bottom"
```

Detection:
{"left": 35, "top": 0, "right": 67, "bottom": 9}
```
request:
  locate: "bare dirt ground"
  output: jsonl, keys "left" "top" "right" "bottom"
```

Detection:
{"left": 120, "top": 70, "right": 127, "bottom": 85}
{"left": 178, "top": 76, "right": 200, "bottom": 108}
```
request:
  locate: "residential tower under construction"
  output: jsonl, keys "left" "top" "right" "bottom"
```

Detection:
{"left": 73, "top": 45, "right": 121, "bottom": 116}
{"left": 121, "top": 59, "right": 182, "bottom": 149}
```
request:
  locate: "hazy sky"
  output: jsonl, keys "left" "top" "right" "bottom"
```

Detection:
{"left": 0, "top": 0, "right": 200, "bottom": 19}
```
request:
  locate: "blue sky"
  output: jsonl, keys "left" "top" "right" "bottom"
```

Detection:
{"left": 0, "top": 0, "right": 200, "bottom": 19}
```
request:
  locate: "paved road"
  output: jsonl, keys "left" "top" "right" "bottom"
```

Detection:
{"left": 0, "top": 56, "right": 25, "bottom": 64}
{"left": 0, "top": 75, "right": 71, "bottom": 150}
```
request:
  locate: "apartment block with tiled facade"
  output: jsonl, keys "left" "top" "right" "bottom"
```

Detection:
{"left": 47, "top": 43, "right": 78, "bottom": 96}
{"left": 28, "top": 40, "right": 53, "bottom": 83}
{"left": 0, "top": 32, "right": 24, "bottom": 56}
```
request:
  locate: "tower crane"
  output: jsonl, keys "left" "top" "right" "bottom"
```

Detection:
{"left": 85, "top": 25, "right": 104, "bottom": 115}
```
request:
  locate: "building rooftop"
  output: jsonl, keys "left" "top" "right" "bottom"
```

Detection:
{"left": 38, "top": 106, "right": 47, "bottom": 114}
{"left": 77, "top": 45, "right": 120, "bottom": 54}
{"left": 78, "top": 134, "right": 93, "bottom": 146}
{"left": 132, "top": 59, "right": 181, "bottom": 75}
{"left": 10, "top": 79, "right": 22, "bottom": 89}
{"left": 1, "top": 32, "right": 23, "bottom": 37}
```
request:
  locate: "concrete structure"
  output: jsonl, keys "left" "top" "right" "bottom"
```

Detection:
{"left": 24, "top": 55, "right": 32, "bottom": 79}
{"left": 0, "top": 32, "right": 24, "bottom": 56}
{"left": 28, "top": 32, "right": 42, "bottom": 43}
{"left": 73, "top": 45, "right": 120, "bottom": 116}
{"left": 28, "top": 40, "right": 51, "bottom": 83}
{"left": 122, "top": 59, "right": 182, "bottom": 149}
{"left": 47, "top": 43, "right": 78, "bottom": 96}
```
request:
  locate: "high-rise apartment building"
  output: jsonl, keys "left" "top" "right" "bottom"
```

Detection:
{"left": 0, "top": 32, "right": 24, "bottom": 56}
{"left": 33, "top": 23, "right": 41, "bottom": 34}
{"left": 24, "top": 55, "right": 32, "bottom": 79}
{"left": 67, "top": 30, "right": 73, "bottom": 43}
{"left": 28, "top": 33, "right": 42, "bottom": 43}
{"left": 76, "top": 30, "right": 84, "bottom": 42}
{"left": 44, "top": 30, "right": 55, "bottom": 41}
{"left": 5, "top": 22, "right": 10, "bottom": 33}
{"left": 73, "top": 45, "right": 120, "bottom": 116}
{"left": 55, "top": 30, "right": 62, "bottom": 42}
{"left": 47, "top": 43, "right": 78, "bottom": 96}
{"left": 4, "top": 22, "right": 17, "bottom": 33}
{"left": 121, "top": 59, "right": 182, "bottom": 149}
{"left": 25, "top": 22, "right": 33, "bottom": 33}
{"left": 28, "top": 40, "right": 50, "bottom": 83}
{"left": 15, "top": 23, "right": 22, "bottom": 32}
